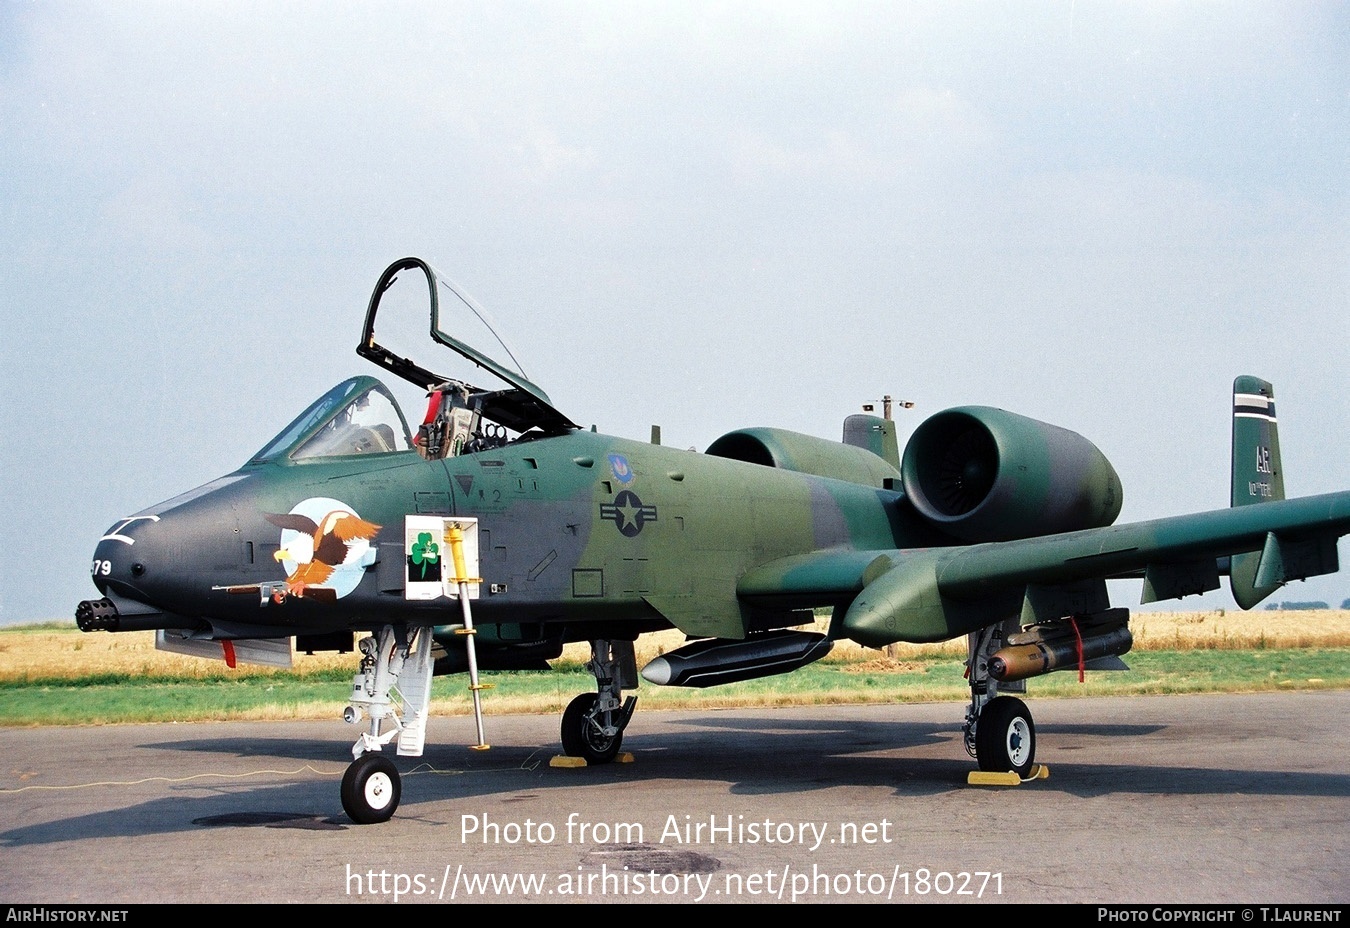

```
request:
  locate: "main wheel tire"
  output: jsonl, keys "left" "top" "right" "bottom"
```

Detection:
{"left": 561, "top": 692, "right": 623, "bottom": 764}
{"left": 975, "top": 695, "right": 1036, "bottom": 778}
{"left": 341, "top": 754, "right": 401, "bottom": 824}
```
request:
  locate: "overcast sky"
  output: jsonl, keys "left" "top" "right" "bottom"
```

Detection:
{"left": 1, "top": 2, "right": 1346, "bottom": 625}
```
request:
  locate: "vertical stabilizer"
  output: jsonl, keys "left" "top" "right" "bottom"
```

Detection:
{"left": 1229, "top": 377, "right": 1284, "bottom": 608}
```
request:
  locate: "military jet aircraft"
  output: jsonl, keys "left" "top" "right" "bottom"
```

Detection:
{"left": 77, "top": 256, "right": 1350, "bottom": 824}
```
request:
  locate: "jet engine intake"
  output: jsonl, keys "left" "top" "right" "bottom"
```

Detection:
{"left": 900, "top": 406, "right": 1123, "bottom": 542}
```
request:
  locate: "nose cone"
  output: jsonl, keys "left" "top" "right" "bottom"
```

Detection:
{"left": 88, "top": 476, "right": 249, "bottom": 614}
{"left": 90, "top": 515, "right": 166, "bottom": 604}
{"left": 80, "top": 514, "right": 182, "bottom": 633}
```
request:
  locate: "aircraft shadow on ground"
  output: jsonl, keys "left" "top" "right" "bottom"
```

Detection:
{"left": 4, "top": 712, "right": 1347, "bottom": 845}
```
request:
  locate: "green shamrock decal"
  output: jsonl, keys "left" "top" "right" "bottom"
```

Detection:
{"left": 408, "top": 532, "right": 440, "bottom": 581}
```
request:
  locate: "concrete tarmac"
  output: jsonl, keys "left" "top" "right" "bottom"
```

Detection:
{"left": 2, "top": 692, "right": 1348, "bottom": 904}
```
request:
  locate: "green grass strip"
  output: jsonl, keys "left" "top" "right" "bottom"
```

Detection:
{"left": 1, "top": 648, "right": 1346, "bottom": 726}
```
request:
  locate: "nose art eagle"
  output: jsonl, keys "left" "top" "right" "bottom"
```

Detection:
{"left": 265, "top": 510, "right": 382, "bottom": 597}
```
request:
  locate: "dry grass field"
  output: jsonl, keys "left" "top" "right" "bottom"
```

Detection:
{"left": 3, "top": 610, "right": 1348, "bottom": 682}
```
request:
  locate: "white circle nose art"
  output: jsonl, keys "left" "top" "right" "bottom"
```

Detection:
{"left": 269, "top": 497, "right": 380, "bottom": 599}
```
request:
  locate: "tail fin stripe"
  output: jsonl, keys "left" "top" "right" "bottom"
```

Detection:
{"left": 1233, "top": 393, "right": 1276, "bottom": 420}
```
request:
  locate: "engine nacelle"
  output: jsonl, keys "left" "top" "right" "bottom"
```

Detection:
{"left": 900, "top": 406, "right": 1122, "bottom": 542}
{"left": 706, "top": 427, "right": 899, "bottom": 487}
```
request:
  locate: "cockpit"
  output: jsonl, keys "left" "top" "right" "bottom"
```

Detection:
{"left": 411, "top": 383, "right": 511, "bottom": 459}
{"left": 250, "top": 374, "right": 524, "bottom": 464}
{"left": 251, "top": 377, "right": 413, "bottom": 463}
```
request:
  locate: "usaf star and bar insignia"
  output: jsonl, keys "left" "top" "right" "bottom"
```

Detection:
{"left": 601, "top": 455, "right": 656, "bottom": 536}
{"left": 601, "top": 489, "right": 657, "bottom": 537}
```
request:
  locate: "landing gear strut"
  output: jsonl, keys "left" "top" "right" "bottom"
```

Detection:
{"left": 339, "top": 624, "right": 434, "bottom": 823}
{"left": 561, "top": 639, "right": 637, "bottom": 763}
{"left": 964, "top": 620, "right": 1037, "bottom": 778}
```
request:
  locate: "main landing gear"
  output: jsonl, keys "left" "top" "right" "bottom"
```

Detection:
{"left": 561, "top": 639, "right": 638, "bottom": 764}
{"left": 964, "top": 621, "right": 1037, "bottom": 778}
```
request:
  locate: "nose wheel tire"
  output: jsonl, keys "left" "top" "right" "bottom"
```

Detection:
{"left": 975, "top": 696, "right": 1036, "bottom": 778}
{"left": 341, "top": 753, "right": 401, "bottom": 824}
{"left": 561, "top": 693, "right": 623, "bottom": 764}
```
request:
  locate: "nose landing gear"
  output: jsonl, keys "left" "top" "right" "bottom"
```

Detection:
{"left": 340, "top": 625, "right": 434, "bottom": 823}
{"left": 341, "top": 753, "right": 402, "bottom": 824}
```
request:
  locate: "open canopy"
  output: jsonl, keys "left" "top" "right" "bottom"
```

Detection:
{"left": 357, "top": 257, "right": 579, "bottom": 435}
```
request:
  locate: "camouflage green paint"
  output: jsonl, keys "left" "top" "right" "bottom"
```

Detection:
{"left": 1229, "top": 376, "right": 1286, "bottom": 608}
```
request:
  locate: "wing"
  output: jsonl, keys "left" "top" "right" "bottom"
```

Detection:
{"left": 738, "top": 489, "right": 1350, "bottom": 645}
{"left": 742, "top": 375, "right": 1350, "bottom": 646}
